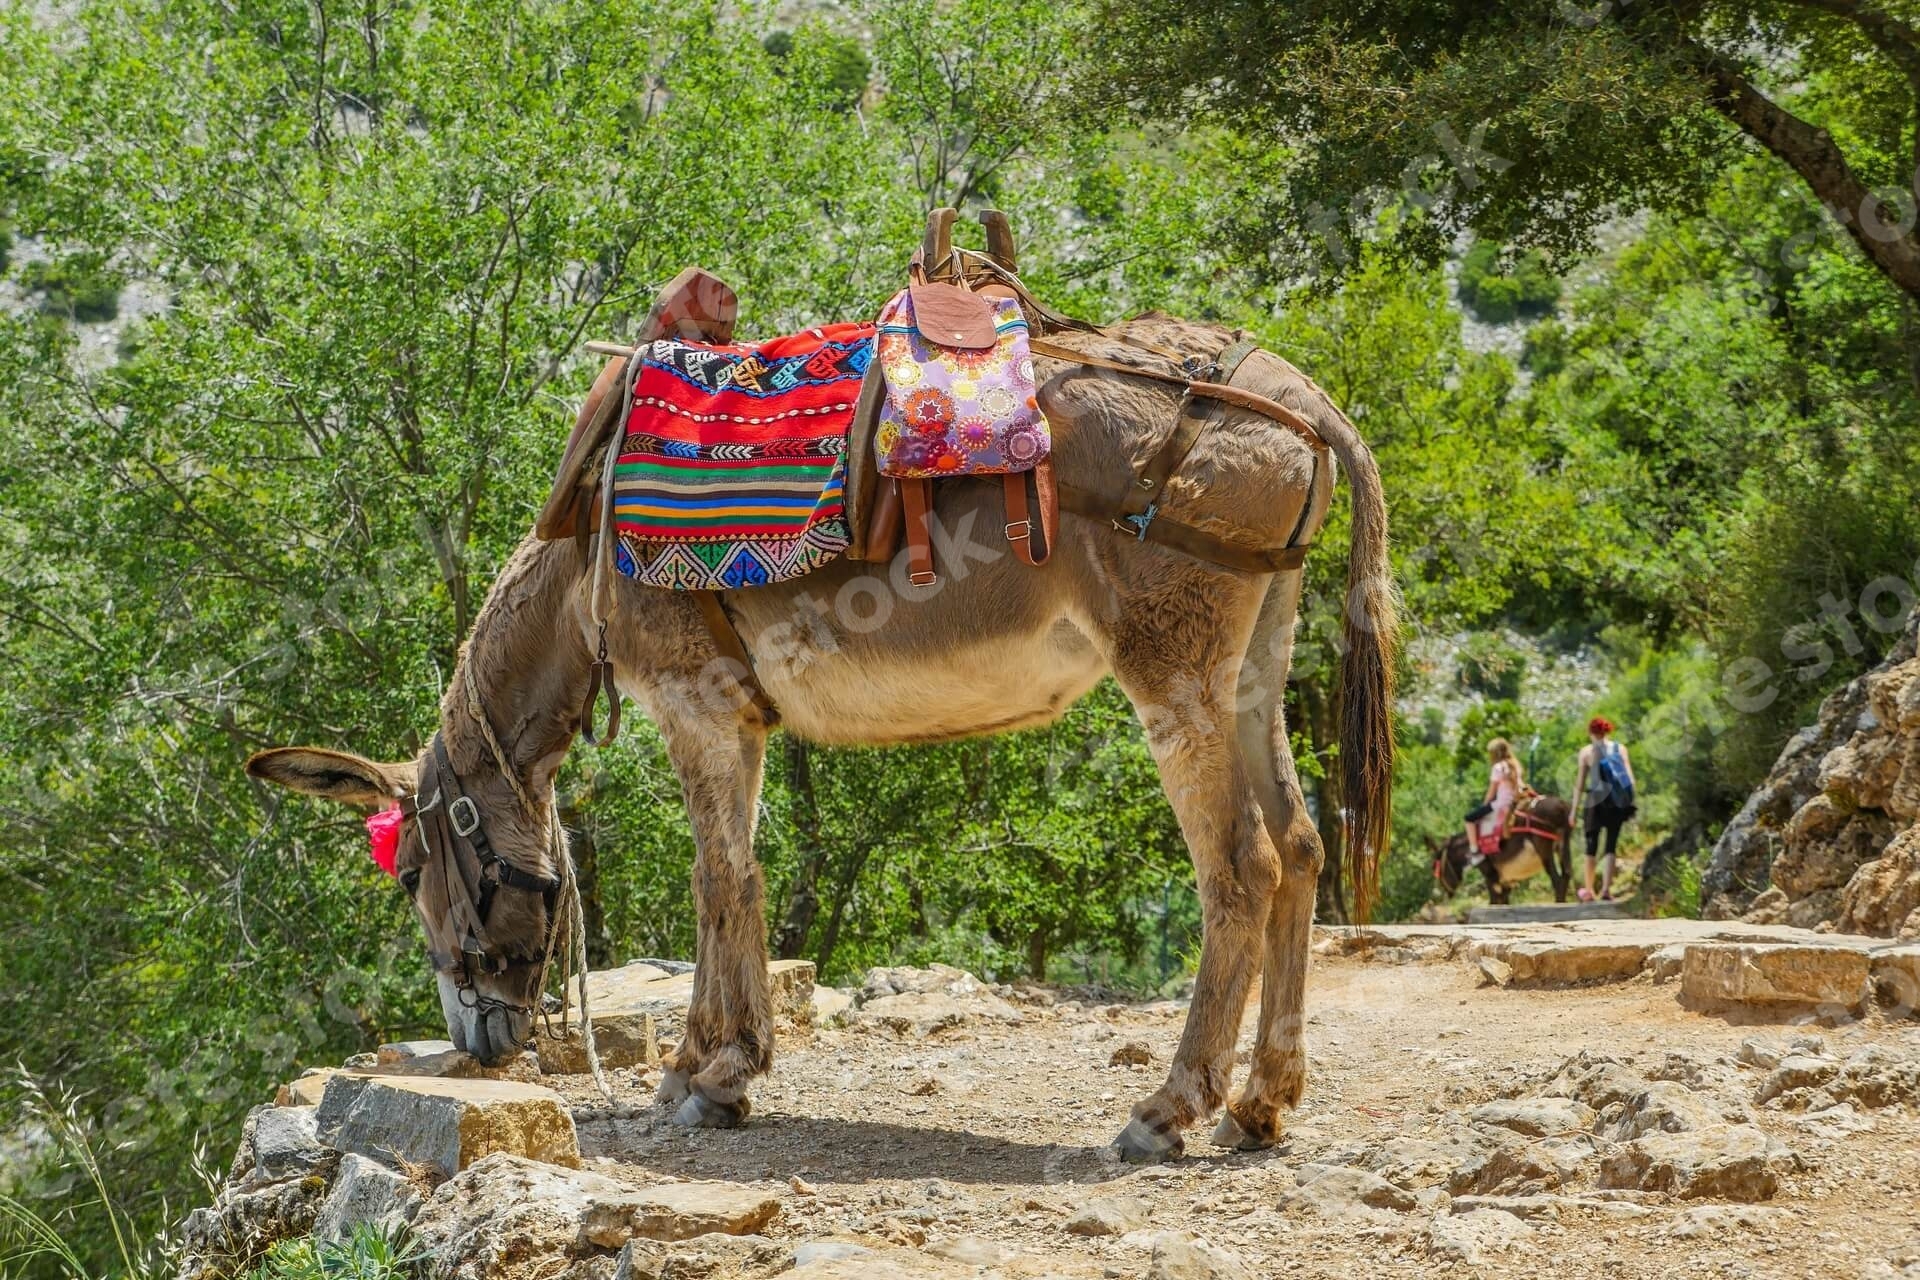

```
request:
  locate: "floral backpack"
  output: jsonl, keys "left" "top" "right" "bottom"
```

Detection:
{"left": 871, "top": 236, "right": 1056, "bottom": 585}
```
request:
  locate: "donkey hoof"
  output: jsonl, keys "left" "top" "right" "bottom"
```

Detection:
{"left": 1111, "top": 1116, "right": 1184, "bottom": 1164}
{"left": 1210, "top": 1110, "right": 1276, "bottom": 1152}
{"left": 656, "top": 1068, "right": 691, "bottom": 1107}
{"left": 673, "top": 1093, "right": 745, "bottom": 1129}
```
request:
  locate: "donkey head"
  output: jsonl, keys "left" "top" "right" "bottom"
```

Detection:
{"left": 245, "top": 740, "right": 562, "bottom": 1064}
{"left": 1426, "top": 832, "right": 1476, "bottom": 896}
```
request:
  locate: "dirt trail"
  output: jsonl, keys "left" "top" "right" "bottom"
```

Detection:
{"left": 526, "top": 951, "right": 1920, "bottom": 1278}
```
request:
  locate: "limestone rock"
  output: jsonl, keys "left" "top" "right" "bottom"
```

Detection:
{"left": 540, "top": 960, "right": 816, "bottom": 1073}
{"left": 312, "top": 1153, "right": 425, "bottom": 1242}
{"left": 1664, "top": 1204, "right": 1795, "bottom": 1239}
{"left": 791, "top": 1242, "right": 874, "bottom": 1268}
{"left": 377, "top": 1039, "right": 457, "bottom": 1064}
{"left": 250, "top": 1105, "right": 336, "bottom": 1182}
{"left": 1598, "top": 1124, "right": 1796, "bottom": 1201}
{"left": 1840, "top": 829, "right": 1920, "bottom": 938}
{"left": 1826, "top": 1044, "right": 1920, "bottom": 1108}
{"left": 322, "top": 1076, "right": 579, "bottom": 1180}
{"left": 924, "top": 1235, "right": 1016, "bottom": 1266}
{"left": 1873, "top": 944, "right": 1920, "bottom": 1011}
{"left": 277, "top": 1069, "right": 340, "bottom": 1108}
{"left": 1754, "top": 1054, "right": 1841, "bottom": 1104}
{"left": 1467, "top": 1098, "right": 1595, "bottom": 1138}
{"left": 1680, "top": 941, "right": 1870, "bottom": 1011}
{"left": 1476, "top": 955, "right": 1513, "bottom": 987}
{"left": 852, "top": 966, "right": 1023, "bottom": 1037}
{"left": 1426, "top": 1209, "right": 1536, "bottom": 1265}
{"left": 1452, "top": 1135, "right": 1599, "bottom": 1196}
{"left": 616, "top": 1181, "right": 782, "bottom": 1242}
{"left": 812, "top": 985, "right": 855, "bottom": 1026}
{"left": 1282, "top": 1166, "right": 1418, "bottom": 1218}
{"left": 1610, "top": 1082, "right": 1734, "bottom": 1139}
{"left": 1109, "top": 1040, "right": 1154, "bottom": 1067}
{"left": 1147, "top": 1231, "right": 1253, "bottom": 1280}
{"left": 1064, "top": 1195, "right": 1151, "bottom": 1236}
{"left": 176, "top": 1174, "right": 328, "bottom": 1280}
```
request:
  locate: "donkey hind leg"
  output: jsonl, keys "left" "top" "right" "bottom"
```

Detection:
{"left": 1111, "top": 670, "right": 1280, "bottom": 1162}
{"left": 1214, "top": 574, "right": 1324, "bottom": 1151}
{"left": 651, "top": 699, "right": 774, "bottom": 1129}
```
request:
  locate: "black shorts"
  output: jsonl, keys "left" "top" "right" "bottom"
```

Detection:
{"left": 1585, "top": 799, "right": 1630, "bottom": 858}
{"left": 1464, "top": 802, "right": 1493, "bottom": 823}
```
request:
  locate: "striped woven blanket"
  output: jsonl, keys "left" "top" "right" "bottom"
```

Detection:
{"left": 611, "top": 322, "right": 875, "bottom": 591}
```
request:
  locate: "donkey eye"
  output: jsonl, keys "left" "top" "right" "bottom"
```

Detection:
{"left": 400, "top": 868, "right": 422, "bottom": 894}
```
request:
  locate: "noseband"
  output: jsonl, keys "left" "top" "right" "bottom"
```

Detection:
{"left": 400, "top": 733, "right": 563, "bottom": 1029}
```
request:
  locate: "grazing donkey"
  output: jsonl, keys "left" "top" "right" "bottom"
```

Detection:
{"left": 245, "top": 314, "right": 1395, "bottom": 1162}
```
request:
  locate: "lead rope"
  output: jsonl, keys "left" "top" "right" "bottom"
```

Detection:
{"left": 462, "top": 665, "right": 613, "bottom": 1102}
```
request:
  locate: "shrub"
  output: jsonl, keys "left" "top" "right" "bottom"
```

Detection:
{"left": 26, "top": 253, "right": 122, "bottom": 323}
{"left": 1455, "top": 632, "right": 1529, "bottom": 700}
{"left": 1458, "top": 240, "right": 1560, "bottom": 324}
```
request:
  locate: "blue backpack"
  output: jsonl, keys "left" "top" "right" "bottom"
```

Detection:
{"left": 1597, "top": 743, "right": 1635, "bottom": 809}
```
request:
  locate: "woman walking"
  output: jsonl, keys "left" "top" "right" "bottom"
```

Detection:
{"left": 1572, "top": 717, "right": 1636, "bottom": 901}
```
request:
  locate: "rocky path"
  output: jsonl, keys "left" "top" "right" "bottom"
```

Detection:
{"left": 190, "top": 925, "right": 1920, "bottom": 1280}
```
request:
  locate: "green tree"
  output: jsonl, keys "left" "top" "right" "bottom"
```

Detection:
{"left": 1084, "top": 0, "right": 1920, "bottom": 303}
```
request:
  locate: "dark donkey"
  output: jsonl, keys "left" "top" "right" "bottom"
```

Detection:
{"left": 1430, "top": 794, "right": 1575, "bottom": 904}
{"left": 244, "top": 313, "right": 1395, "bottom": 1162}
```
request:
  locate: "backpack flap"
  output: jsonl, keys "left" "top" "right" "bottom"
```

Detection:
{"left": 908, "top": 282, "right": 999, "bottom": 350}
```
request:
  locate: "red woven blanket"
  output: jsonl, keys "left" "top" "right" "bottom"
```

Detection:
{"left": 612, "top": 323, "right": 875, "bottom": 590}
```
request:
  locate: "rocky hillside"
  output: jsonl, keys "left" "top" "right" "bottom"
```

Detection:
{"left": 1704, "top": 607, "right": 1920, "bottom": 936}
{"left": 176, "top": 924, "right": 1920, "bottom": 1280}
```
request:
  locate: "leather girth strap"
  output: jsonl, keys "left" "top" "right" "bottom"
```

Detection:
{"left": 1004, "top": 461, "right": 1057, "bottom": 567}
{"left": 693, "top": 591, "right": 780, "bottom": 729}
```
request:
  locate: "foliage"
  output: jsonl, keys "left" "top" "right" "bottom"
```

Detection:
{"left": 1456, "top": 241, "right": 1560, "bottom": 325}
{"left": 1454, "top": 632, "right": 1529, "bottom": 701}
{"left": 244, "top": 1225, "right": 425, "bottom": 1280}
{"left": 23, "top": 253, "right": 121, "bottom": 323}
{"left": 1079, "top": 0, "right": 1920, "bottom": 304}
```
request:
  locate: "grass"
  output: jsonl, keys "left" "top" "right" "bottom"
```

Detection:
{"left": 1, "top": 1071, "right": 156, "bottom": 1280}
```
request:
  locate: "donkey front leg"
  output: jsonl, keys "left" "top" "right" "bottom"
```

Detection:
{"left": 1113, "top": 682, "right": 1280, "bottom": 1162}
{"left": 652, "top": 698, "right": 774, "bottom": 1128}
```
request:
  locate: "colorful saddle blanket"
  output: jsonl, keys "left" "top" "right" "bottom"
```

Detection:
{"left": 611, "top": 323, "right": 874, "bottom": 590}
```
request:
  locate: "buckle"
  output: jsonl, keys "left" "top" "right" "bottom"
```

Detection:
{"left": 1123, "top": 504, "right": 1158, "bottom": 541}
{"left": 908, "top": 569, "right": 938, "bottom": 587}
{"left": 1182, "top": 355, "right": 1218, "bottom": 380}
{"left": 449, "top": 794, "right": 481, "bottom": 838}
{"left": 1005, "top": 519, "right": 1032, "bottom": 541}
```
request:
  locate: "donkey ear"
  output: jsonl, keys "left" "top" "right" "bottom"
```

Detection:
{"left": 246, "top": 747, "right": 413, "bottom": 809}
{"left": 1424, "top": 833, "right": 1442, "bottom": 854}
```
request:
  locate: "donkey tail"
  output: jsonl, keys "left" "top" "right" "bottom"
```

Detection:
{"left": 1314, "top": 402, "right": 1397, "bottom": 921}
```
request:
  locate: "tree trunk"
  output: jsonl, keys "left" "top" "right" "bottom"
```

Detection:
{"left": 557, "top": 792, "right": 613, "bottom": 968}
{"left": 1027, "top": 927, "right": 1049, "bottom": 981}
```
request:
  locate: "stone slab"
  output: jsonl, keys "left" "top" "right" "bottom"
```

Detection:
{"left": 1680, "top": 942, "right": 1872, "bottom": 1012}
{"left": 538, "top": 959, "right": 816, "bottom": 1074}
{"left": 322, "top": 1075, "right": 579, "bottom": 1179}
{"left": 1871, "top": 944, "right": 1920, "bottom": 1014}
{"left": 1467, "top": 902, "right": 1629, "bottom": 924}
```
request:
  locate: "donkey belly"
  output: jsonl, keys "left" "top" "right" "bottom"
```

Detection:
{"left": 772, "top": 614, "right": 1108, "bottom": 745}
{"left": 1496, "top": 844, "right": 1545, "bottom": 887}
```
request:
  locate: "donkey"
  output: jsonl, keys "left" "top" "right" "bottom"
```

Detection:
{"left": 244, "top": 314, "right": 1395, "bottom": 1162}
{"left": 1429, "top": 794, "right": 1575, "bottom": 905}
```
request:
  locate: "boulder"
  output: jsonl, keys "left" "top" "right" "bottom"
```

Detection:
{"left": 1479, "top": 939, "right": 1652, "bottom": 985}
{"left": 1147, "top": 1231, "right": 1253, "bottom": 1280}
{"left": 1597, "top": 1124, "right": 1796, "bottom": 1201}
{"left": 1680, "top": 941, "right": 1871, "bottom": 1012}
{"left": 615, "top": 1234, "right": 787, "bottom": 1280}
{"left": 312, "top": 1153, "right": 426, "bottom": 1242}
{"left": 1109, "top": 1040, "right": 1154, "bottom": 1067}
{"left": 412, "top": 1154, "right": 783, "bottom": 1280}
{"left": 1840, "top": 829, "right": 1920, "bottom": 938}
{"left": 1467, "top": 1098, "right": 1595, "bottom": 1138}
{"left": 812, "top": 985, "right": 855, "bottom": 1026}
{"left": 1452, "top": 1135, "right": 1599, "bottom": 1196}
{"left": 277, "top": 1069, "right": 340, "bottom": 1108}
{"left": 1281, "top": 1166, "right": 1417, "bottom": 1219}
{"left": 1426, "top": 1209, "right": 1536, "bottom": 1265}
{"left": 538, "top": 959, "right": 815, "bottom": 1073}
{"left": 851, "top": 965, "right": 1024, "bottom": 1037}
{"left": 1609, "top": 1081, "right": 1734, "bottom": 1139}
{"left": 321, "top": 1076, "right": 579, "bottom": 1180}
{"left": 1064, "top": 1195, "right": 1152, "bottom": 1236}
{"left": 250, "top": 1105, "right": 336, "bottom": 1181}
{"left": 1753, "top": 1054, "right": 1841, "bottom": 1105}
{"left": 176, "top": 1175, "right": 328, "bottom": 1280}
{"left": 1872, "top": 944, "right": 1920, "bottom": 1012}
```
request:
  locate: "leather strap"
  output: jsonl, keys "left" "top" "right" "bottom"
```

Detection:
{"left": 1122, "top": 391, "right": 1216, "bottom": 522}
{"left": 866, "top": 477, "right": 903, "bottom": 564}
{"left": 1057, "top": 481, "right": 1310, "bottom": 574}
{"left": 1029, "top": 337, "right": 1329, "bottom": 454}
{"left": 693, "top": 591, "right": 780, "bottom": 729}
{"left": 1002, "top": 460, "right": 1057, "bottom": 566}
{"left": 900, "top": 477, "right": 937, "bottom": 586}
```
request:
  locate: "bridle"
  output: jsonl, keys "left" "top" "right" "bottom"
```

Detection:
{"left": 401, "top": 737, "right": 562, "bottom": 1023}
{"left": 396, "top": 676, "right": 567, "bottom": 1046}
